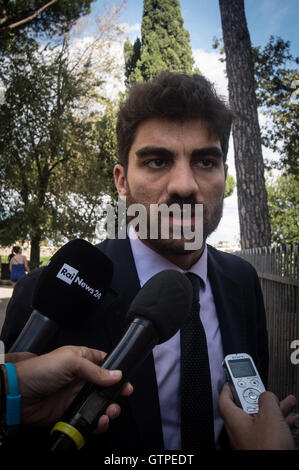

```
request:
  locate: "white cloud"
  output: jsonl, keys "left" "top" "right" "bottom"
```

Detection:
{"left": 193, "top": 48, "right": 228, "bottom": 99}
{"left": 120, "top": 22, "right": 141, "bottom": 38}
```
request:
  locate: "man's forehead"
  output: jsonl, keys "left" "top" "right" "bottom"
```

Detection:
{"left": 131, "top": 117, "right": 221, "bottom": 151}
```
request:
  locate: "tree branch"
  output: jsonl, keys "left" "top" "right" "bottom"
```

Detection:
{"left": 1, "top": 0, "right": 58, "bottom": 31}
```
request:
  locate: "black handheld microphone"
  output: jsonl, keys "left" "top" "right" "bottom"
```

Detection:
{"left": 9, "top": 239, "right": 113, "bottom": 353}
{"left": 50, "top": 269, "right": 192, "bottom": 451}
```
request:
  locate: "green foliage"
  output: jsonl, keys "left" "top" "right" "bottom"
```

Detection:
{"left": 124, "top": 0, "right": 196, "bottom": 84}
{"left": 124, "top": 37, "right": 141, "bottom": 86}
{"left": 266, "top": 172, "right": 299, "bottom": 243}
{"left": 0, "top": 36, "right": 119, "bottom": 261}
{"left": 253, "top": 36, "right": 299, "bottom": 176}
{"left": 213, "top": 34, "right": 299, "bottom": 175}
{"left": 225, "top": 173, "right": 236, "bottom": 198}
{"left": 0, "top": 0, "right": 95, "bottom": 47}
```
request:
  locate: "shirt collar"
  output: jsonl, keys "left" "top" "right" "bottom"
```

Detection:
{"left": 128, "top": 224, "right": 207, "bottom": 288}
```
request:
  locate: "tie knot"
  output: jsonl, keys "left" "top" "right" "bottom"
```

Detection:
{"left": 185, "top": 272, "right": 200, "bottom": 303}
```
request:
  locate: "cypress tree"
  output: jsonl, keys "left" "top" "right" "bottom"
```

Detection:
{"left": 125, "top": 0, "right": 196, "bottom": 83}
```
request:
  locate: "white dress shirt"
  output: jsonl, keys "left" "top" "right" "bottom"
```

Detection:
{"left": 128, "top": 225, "right": 227, "bottom": 450}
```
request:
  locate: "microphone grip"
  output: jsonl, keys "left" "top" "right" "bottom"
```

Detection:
{"left": 51, "top": 317, "right": 158, "bottom": 450}
{"left": 9, "top": 310, "right": 60, "bottom": 353}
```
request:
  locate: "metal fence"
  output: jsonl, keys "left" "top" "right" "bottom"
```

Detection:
{"left": 236, "top": 244, "right": 299, "bottom": 404}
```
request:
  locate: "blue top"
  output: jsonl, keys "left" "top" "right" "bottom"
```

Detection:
{"left": 10, "top": 263, "right": 26, "bottom": 282}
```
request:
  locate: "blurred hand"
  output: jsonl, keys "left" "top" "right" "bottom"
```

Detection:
{"left": 218, "top": 382, "right": 296, "bottom": 450}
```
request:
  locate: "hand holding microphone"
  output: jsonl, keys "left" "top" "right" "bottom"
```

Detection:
{"left": 51, "top": 269, "right": 193, "bottom": 450}
{"left": 1, "top": 347, "right": 133, "bottom": 436}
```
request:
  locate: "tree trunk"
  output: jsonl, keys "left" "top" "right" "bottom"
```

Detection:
{"left": 219, "top": 0, "right": 271, "bottom": 248}
{"left": 30, "top": 235, "right": 41, "bottom": 270}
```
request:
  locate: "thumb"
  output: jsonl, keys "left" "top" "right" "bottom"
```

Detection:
{"left": 218, "top": 382, "right": 248, "bottom": 424}
{"left": 255, "top": 391, "right": 295, "bottom": 450}
{"left": 258, "top": 391, "right": 280, "bottom": 411}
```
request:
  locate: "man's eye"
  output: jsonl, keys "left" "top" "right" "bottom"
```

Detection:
{"left": 147, "top": 159, "right": 167, "bottom": 169}
{"left": 195, "top": 159, "right": 215, "bottom": 168}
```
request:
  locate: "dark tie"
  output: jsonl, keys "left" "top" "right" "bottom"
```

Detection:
{"left": 180, "top": 272, "right": 215, "bottom": 450}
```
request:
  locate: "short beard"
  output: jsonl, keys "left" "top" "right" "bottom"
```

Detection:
{"left": 125, "top": 188, "right": 224, "bottom": 256}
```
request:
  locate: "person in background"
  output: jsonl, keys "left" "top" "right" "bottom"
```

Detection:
{"left": 8, "top": 246, "right": 30, "bottom": 286}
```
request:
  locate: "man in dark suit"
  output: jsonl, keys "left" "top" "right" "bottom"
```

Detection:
{"left": 1, "top": 72, "right": 269, "bottom": 451}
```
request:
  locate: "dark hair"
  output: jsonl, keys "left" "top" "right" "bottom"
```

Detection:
{"left": 8, "top": 245, "right": 21, "bottom": 262}
{"left": 116, "top": 72, "right": 233, "bottom": 168}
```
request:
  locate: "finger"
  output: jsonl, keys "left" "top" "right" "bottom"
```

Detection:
{"left": 55, "top": 346, "right": 122, "bottom": 387}
{"left": 96, "top": 404, "right": 121, "bottom": 434}
{"left": 72, "top": 347, "right": 108, "bottom": 366}
{"left": 120, "top": 382, "right": 134, "bottom": 396}
{"left": 258, "top": 391, "right": 282, "bottom": 420}
{"left": 285, "top": 415, "right": 296, "bottom": 428}
{"left": 77, "top": 348, "right": 134, "bottom": 395}
{"left": 97, "top": 414, "right": 110, "bottom": 434}
{"left": 258, "top": 391, "right": 280, "bottom": 410}
{"left": 106, "top": 403, "right": 121, "bottom": 420}
{"left": 74, "top": 356, "right": 124, "bottom": 387}
{"left": 258, "top": 392, "right": 296, "bottom": 428}
{"left": 279, "top": 395, "right": 296, "bottom": 418}
{"left": 71, "top": 348, "right": 134, "bottom": 394}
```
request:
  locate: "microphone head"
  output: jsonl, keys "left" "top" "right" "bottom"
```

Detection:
{"left": 126, "top": 270, "right": 192, "bottom": 344}
{"left": 32, "top": 239, "right": 113, "bottom": 326}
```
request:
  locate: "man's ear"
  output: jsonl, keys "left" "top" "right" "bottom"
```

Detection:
{"left": 114, "top": 164, "right": 128, "bottom": 197}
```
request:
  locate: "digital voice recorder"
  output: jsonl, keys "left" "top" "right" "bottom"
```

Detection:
{"left": 223, "top": 353, "right": 266, "bottom": 414}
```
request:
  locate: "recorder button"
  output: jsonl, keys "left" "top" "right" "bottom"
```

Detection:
{"left": 243, "top": 388, "right": 260, "bottom": 404}
{"left": 249, "top": 391, "right": 258, "bottom": 400}
{"left": 250, "top": 379, "right": 259, "bottom": 387}
{"left": 247, "top": 406, "right": 258, "bottom": 414}
{"left": 237, "top": 380, "right": 246, "bottom": 388}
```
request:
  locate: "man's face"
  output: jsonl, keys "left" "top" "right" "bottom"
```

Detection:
{"left": 114, "top": 117, "right": 227, "bottom": 257}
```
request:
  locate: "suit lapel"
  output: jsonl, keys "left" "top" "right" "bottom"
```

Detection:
{"left": 207, "top": 246, "right": 247, "bottom": 355}
{"left": 97, "top": 238, "right": 164, "bottom": 448}
{"left": 97, "top": 240, "right": 247, "bottom": 448}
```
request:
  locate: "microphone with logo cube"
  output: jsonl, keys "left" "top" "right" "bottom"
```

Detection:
{"left": 9, "top": 239, "right": 114, "bottom": 354}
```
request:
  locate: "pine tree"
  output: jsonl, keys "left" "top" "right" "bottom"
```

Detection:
{"left": 125, "top": 0, "right": 195, "bottom": 84}
{"left": 219, "top": 0, "right": 271, "bottom": 249}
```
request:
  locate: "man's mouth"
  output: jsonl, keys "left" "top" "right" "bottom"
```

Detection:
{"left": 168, "top": 213, "right": 196, "bottom": 227}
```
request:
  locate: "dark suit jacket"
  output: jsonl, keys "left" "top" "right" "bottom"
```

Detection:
{"left": 1, "top": 238, "right": 269, "bottom": 451}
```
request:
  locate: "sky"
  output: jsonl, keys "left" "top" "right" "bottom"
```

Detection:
{"left": 115, "top": 0, "right": 299, "bottom": 55}
{"left": 81, "top": 0, "right": 298, "bottom": 246}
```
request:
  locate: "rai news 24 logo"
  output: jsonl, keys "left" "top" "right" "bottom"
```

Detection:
{"left": 56, "top": 263, "right": 102, "bottom": 300}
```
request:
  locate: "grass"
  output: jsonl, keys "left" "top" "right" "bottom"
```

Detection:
{"left": 0, "top": 255, "right": 51, "bottom": 266}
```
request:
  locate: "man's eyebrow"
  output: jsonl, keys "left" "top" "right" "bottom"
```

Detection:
{"left": 191, "top": 147, "right": 223, "bottom": 159}
{"left": 135, "top": 146, "right": 173, "bottom": 159}
{"left": 135, "top": 145, "right": 224, "bottom": 160}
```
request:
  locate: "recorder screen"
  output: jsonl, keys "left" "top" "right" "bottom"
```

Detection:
{"left": 228, "top": 359, "right": 256, "bottom": 378}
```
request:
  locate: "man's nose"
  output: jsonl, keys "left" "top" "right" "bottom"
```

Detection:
{"left": 167, "top": 161, "right": 198, "bottom": 199}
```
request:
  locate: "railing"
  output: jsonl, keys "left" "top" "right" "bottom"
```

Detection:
{"left": 236, "top": 244, "right": 299, "bottom": 403}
